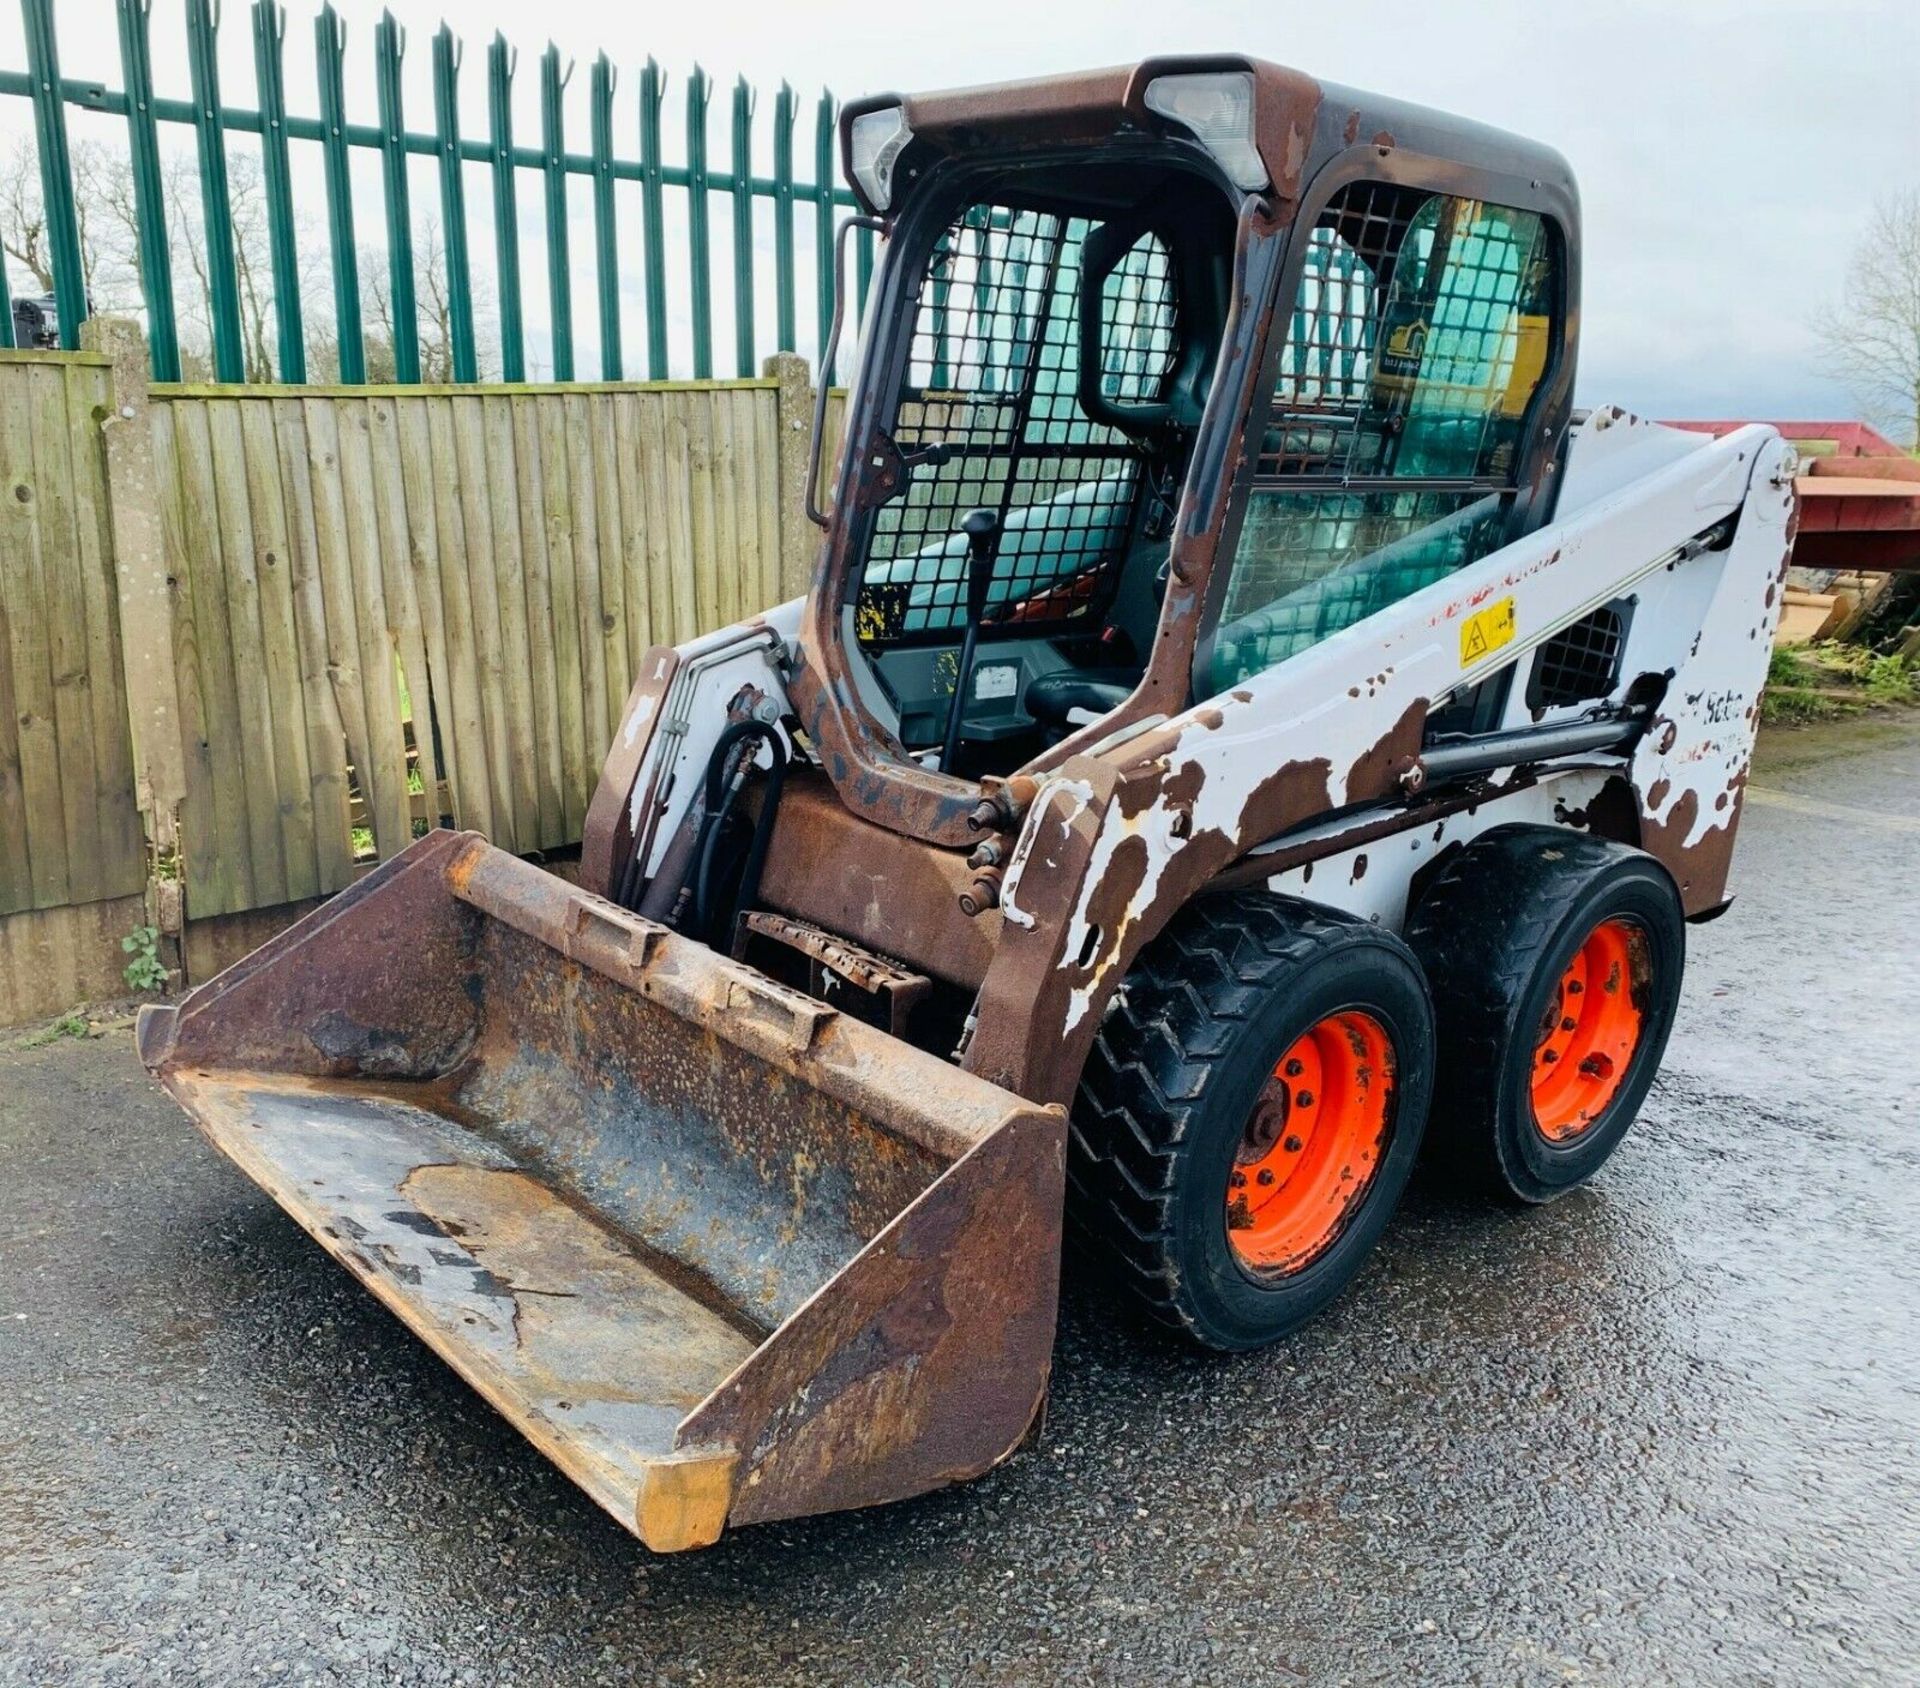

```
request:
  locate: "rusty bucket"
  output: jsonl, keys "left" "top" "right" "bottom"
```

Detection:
{"left": 139, "top": 831, "right": 1064, "bottom": 1550}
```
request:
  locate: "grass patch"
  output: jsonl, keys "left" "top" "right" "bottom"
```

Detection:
{"left": 1761, "top": 645, "right": 1853, "bottom": 724}
{"left": 1761, "top": 641, "right": 1917, "bottom": 725}
{"left": 1862, "top": 653, "right": 1917, "bottom": 706}
{"left": 18, "top": 1009, "right": 91, "bottom": 1049}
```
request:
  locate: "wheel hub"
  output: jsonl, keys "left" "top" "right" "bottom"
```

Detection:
{"left": 1530, "top": 917, "right": 1649, "bottom": 1142}
{"left": 1227, "top": 1011, "right": 1395, "bottom": 1274}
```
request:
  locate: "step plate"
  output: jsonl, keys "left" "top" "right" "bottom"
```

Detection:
{"left": 170, "top": 1071, "right": 757, "bottom": 1528}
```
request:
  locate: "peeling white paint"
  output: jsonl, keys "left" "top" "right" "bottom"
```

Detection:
{"left": 1046, "top": 418, "right": 1789, "bottom": 1024}
{"left": 621, "top": 692, "right": 657, "bottom": 748}
{"left": 1000, "top": 776, "right": 1097, "bottom": 932}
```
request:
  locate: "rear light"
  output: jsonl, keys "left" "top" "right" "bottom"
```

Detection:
{"left": 848, "top": 105, "right": 914, "bottom": 211}
{"left": 1143, "top": 71, "right": 1267, "bottom": 192}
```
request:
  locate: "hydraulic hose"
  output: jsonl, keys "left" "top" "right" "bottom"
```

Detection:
{"left": 687, "top": 720, "right": 789, "bottom": 947}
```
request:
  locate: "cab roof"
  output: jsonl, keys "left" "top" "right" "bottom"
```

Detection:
{"left": 841, "top": 55, "right": 1577, "bottom": 227}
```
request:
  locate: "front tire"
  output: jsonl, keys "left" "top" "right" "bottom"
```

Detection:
{"left": 1070, "top": 891, "right": 1435, "bottom": 1351}
{"left": 1405, "top": 825, "right": 1686, "bottom": 1203}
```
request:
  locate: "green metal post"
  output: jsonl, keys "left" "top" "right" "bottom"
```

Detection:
{"left": 589, "top": 52, "right": 621, "bottom": 380}
{"left": 431, "top": 24, "right": 477, "bottom": 383}
{"left": 0, "top": 241, "right": 13, "bottom": 348}
{"left": 374, "top": 11, "right": 419, "bottom": 382}
{"left": 20, "top": 0, "right": 89, "bottom": 348}
{"left": 729, "top": 76, "right": 755, "bottom": 378}
{"left": 638, "top": 57, "right": 668, "bottom": 380}
{"left": 185, "top": 0, "right": 246, "bottom": 380}
{"left": 315, "top": 2, "right": 364, "bottom": 383}
{"left": 114, "top": 0, "right": 180, "bottom": 378}
{"left": 539, "top": 44, "right": 573, "bottom": 381}
{"left": 685, "top": 68, "right": 713, "bottom": 380}
{"left": 857, "top": 223, "right": 875, "bottom": 317}
{"left": 488, "top": 34, "right": 525, "bottom": 382}
{"left": 812, "top": 91, "right": 835, "bottom": 380}
{"left": 771, "top": 82, "right": 796, "bottom": 354}
{"left": 251, "top": 2, "right": 304, "bottom": 380}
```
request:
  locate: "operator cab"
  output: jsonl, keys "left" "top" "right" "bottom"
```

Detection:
{"left": 840, "top": 155, "right": 1237, "bottom": 778}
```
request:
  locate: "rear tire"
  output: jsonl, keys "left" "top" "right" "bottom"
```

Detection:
{"left": 1070, "top": 890, "right": 1435, "bottom": 1351}
{"left": 1405, "top": 825, "right": 1685, "bottom": 1204}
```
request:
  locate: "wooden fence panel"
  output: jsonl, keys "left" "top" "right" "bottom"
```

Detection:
{"left": 0, "top": 353, "right": 145, "bottom": 919}
{"left": 141, "top": 376, "right": 788, "bottom": 919}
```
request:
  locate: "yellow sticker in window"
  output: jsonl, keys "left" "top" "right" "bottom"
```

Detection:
{"left": 1460, "top": 596, "right": 1516, "bottom": 666}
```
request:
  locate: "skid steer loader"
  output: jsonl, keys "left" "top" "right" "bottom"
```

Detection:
{"left": 141, "top": 57, "right": 1796, "bottom": 1550}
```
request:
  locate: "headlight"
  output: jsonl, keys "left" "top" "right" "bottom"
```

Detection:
{"left": 849, "top": 105, "right": 914, "bottom": 211}
{"left": 1144, "top": 71, "right": 1267, "bottom": 192}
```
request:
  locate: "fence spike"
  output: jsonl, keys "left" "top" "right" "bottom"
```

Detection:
{"left": 20, "top": 0, "right": 89, "bottom": 349}
{"left": 772, "top": 82, "right": 797, "bottom": 355}
{"left": 314, "top": 2, "right": 364, "bottom": 382}
{"left": 185, "top": 0, "right": 246, "bottom": 380}
{"left": 590, "top": 50, "right": 622, "bottom": 380}
{"left": 432, "top": 22, "right": 478, "bottom": 382}
{"left": 113, "top": 0, "right": 182, "bottom": 378}
{"left": 813, "top": 89, "right": 835, "bottom": 379}
{"left": 375, "top": 9, "right": 420, "bottom": 381}
{"left": 540, "top": 42, "right": 574, "bottom": 381}
{"left": 638, "top": 56, "right": 669, "bottom": 380}
{"left": 488, "top": 31, "right": 526, "bottom": 381}
{"left": 686, "top": 66, "right": 714, "bottom": 379}
{"left": 250, "top": 2, "right": 306, "bottom": 380}
{"left": 731, "top": 75, "right": 756, "bottom": 377}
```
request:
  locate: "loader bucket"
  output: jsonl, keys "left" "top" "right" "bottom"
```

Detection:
{"left": 138, "top": 831, "right": 1064, "bottom": 1550}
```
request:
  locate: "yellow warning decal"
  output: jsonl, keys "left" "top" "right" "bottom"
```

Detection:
{"left": 1460, "top": 596, "right": 1517, "bottom": 666}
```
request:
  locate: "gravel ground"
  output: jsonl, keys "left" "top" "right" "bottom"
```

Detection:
{"left": 2, "top": 713, "right": 1916, "bottom": 1686}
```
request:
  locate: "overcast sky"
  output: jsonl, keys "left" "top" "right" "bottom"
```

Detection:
{"left": 3, "top": 0, "right": 1915, "bottom": 423}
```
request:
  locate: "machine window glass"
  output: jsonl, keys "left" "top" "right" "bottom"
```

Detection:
{"left": 1207, "top": 182, "right": 1555, "bottom": 693}
{"left": 854, "top": 205, "right": 1178, "bottom": 647}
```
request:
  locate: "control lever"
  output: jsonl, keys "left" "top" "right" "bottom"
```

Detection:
{"left": 900, "top": 441, "right": 955, "bottom": 474}
{"left": 940, "top": 508, "right": 1001, "bottom": 776}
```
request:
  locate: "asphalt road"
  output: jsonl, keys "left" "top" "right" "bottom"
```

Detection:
{"left": 3, "top": 714, "right": 1917, "bottom": 1686}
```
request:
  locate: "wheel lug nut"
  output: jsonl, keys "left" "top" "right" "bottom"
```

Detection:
{"left": 1295, "top": 1089, "right": 1313, "bottom": 1107}
{"left": 1256, "top": 1168, "right": 1276, "bottom": 1186}
{"left": 1284, "top": 1059, "right": 1304, "bottom": 1077}
{"left": 1567, "top": 980, "right": 1583, "bottom": 995}
{"left": 1561, "top": 1016, "right": 1577, "bottom": 1032}
{"left": 1230, "top": 1171, "right": 1246, "bottom": 1189}
{"left": 1283, "top": 1135, "right": 1303, "bottom": 1153}
{"left": 1542, "top": 1050, "right": 1558, "bottom": 1064}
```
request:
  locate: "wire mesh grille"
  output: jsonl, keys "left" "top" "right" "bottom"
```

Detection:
{"left": 1208, "top": 181, "right": 1557, "bottom": 695}
{"left": 855, "top": 205, "right": 1175, "bottom": 646}
{"left": 1260, "top": 182, "right": 1551, "bottom": 482}
{"left": 1530, "top": 604, "right": 1627, "bottom": 709}
{"left": 1099, "top": 237, "right": 1177, "bottom": 404}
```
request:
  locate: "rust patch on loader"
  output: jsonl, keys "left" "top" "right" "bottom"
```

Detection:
{"left": 142, "top": 833, "right": 1062, "bottom": 1550}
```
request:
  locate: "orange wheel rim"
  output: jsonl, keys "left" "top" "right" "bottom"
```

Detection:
{"left": 1530, "top": 917, "right": 1649, "bottom": 1142}
{"left": 1226, "top": 1011, "right": 1395, "bottom": 1274}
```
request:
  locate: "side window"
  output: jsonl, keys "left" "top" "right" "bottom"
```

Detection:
{"left": 1206, "top": 182, "right": 1556, "bottom": 694}
{"left": 855, "top": 207, "right": 1177, "bottom": 646}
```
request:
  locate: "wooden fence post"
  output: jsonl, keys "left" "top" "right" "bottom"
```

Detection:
{"left": 765, "top": 350, "right": 818, "bottom": 604}
{"left": 86, "top": 316, "right": 187, "bottom": 983}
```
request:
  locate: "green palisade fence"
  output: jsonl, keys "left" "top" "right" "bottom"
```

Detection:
{"left": 0, "top": 0, "right": 876, "bottom": 384}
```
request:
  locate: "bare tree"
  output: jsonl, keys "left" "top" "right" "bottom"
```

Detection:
{"left": 360, "top": 214, "right": 497, "bottom": 383}
{"left": 0, "top": 137, "right": 141, "bottom": 314}
{"left": 1823, "top": 189, "right": 1920, "bottom": 450}
{"left": 161, "top": 152, "right": 286, "bottom": 382}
